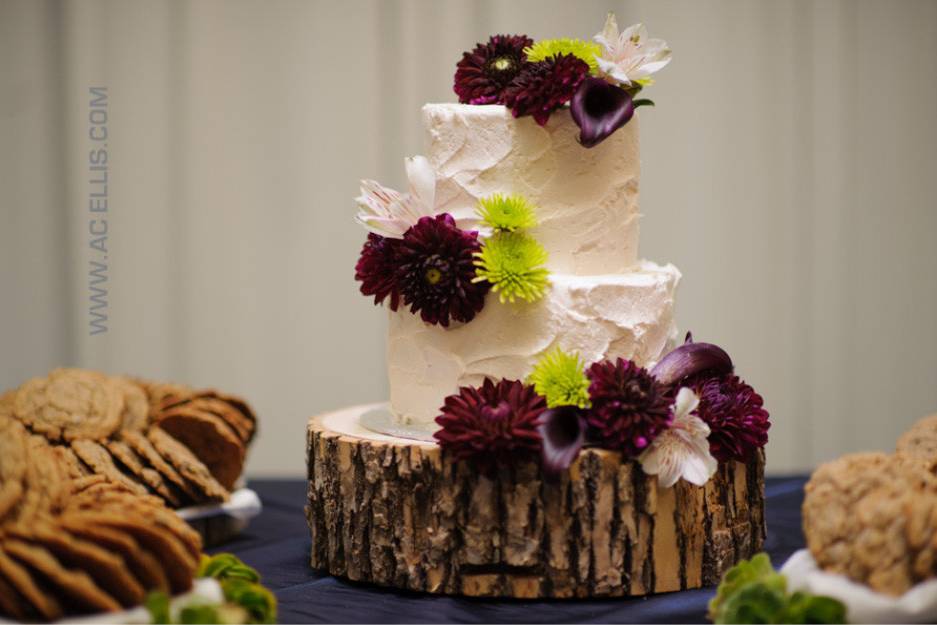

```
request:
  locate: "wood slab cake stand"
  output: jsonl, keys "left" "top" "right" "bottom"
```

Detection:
{"left": 306, "top": 403, "right": 765, "bottom": 599}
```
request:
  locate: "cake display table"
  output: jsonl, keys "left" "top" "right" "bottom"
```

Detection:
{"left": 305, "top": 404, "right": 765, "bottom": 599}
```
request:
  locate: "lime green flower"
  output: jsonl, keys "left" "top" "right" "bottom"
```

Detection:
{"left": 524, "top": 38, "right": 602, "bottom": 74}
{"left": 528, "top": 346, "right": 591, "bottom": 409}
{"left": 473, "top": 232, "right": 549, "bottom": 303}
{"left": 476, "top": 193, "right": 538, "bottom": 232}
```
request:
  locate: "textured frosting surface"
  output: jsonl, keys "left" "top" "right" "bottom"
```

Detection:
{"left": 423, "top": 103, "right": 641, "bottom": 275}
{"left": 388, "top": 262, "right": 681, "bottom": 426}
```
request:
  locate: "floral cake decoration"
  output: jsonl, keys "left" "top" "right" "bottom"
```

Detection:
{"left": 455, "top": 13, "right": 671, "bottom": 146}
{"left": 434, "top": 333, "right": 771, "bottom": 487}
{"left": 354, "top": 160, "right": 550, "bottom": 326}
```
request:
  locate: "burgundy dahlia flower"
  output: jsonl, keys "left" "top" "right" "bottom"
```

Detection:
{"left": 691, "top": 374, "right": 770, "bottom": 463}
{"left": 454, "top": 34, "right": 534, "bottom": 105}
{"left": 502, "top": 54, "right": 590, "bottom": 126}
{"left": 354, "top": 233, "right": 401, "bottom": 310}
{"left": 396, "top": 213, "right": 489, "bottom": 327}
{"left": 434, "top": 378, "right": 546, "bottom": 473}
{"left": 586, "top": 358, "right": 673, "bottom": 456}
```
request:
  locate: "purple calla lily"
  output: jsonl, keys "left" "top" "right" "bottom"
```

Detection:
{"left": 570, "top": 77, "right": 635, "bottom": 148}
{"left": 538, "top": 405, "right": 587, "bottom": 475}
{"left": 650, "top": 332, "right": 734, "bottom": 387}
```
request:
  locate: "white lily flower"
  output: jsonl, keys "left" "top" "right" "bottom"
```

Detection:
{"left": 594, "top": 13, "right": 672, "bottom": 86}
{"left": 355, "top": 155, "right": 438, "bottom": 238}
{"left": 639, "top": 387, "right": 718, "bottom": 488}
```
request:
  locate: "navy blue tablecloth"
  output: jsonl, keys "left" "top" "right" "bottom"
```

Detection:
{"left": 218, "top": 477, "right": 807, "bottom": 624}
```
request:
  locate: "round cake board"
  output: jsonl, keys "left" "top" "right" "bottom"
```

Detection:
{"left": 306, "top": 403, "right": 765, "bottom": 599}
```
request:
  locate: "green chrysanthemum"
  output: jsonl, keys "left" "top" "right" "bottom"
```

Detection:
{"left": 524, "top": 38, "right": 602, "bottom": 74}
{"left": 473, "top": 232, "right": 549, "bottom": 303}
{"left": 476, "top": 193, "right": 538, "bottom": 232}
{"left": 528, "top": 346, "right": 591, "bottom": 409}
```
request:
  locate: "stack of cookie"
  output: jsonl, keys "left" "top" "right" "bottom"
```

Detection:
{"left": 0, "top": 368, "right": 257, "bottom": 509}
{"left": 0, "top": 414, "right": 203, "bottom": 621}
{"left": 803, "top": 413, "right": 937, "bottom": 596}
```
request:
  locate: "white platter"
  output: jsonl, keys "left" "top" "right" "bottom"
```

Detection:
{"left": 782, "top": 549, "right": 937, "bottom": 624}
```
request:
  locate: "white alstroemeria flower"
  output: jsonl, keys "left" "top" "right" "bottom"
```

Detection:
{"left": 639, "top": 387, "right": 717, "bottom": 488}
{"left": 593, "top": 13, "right": 672, "bottom": 86}
{"left": 355, "top": 155, "right": 437, "bottom": 238}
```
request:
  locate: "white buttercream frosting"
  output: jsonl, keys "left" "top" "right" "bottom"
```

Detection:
{"left": 423, "top": 103, "right": 640, "bottom": 275}
{"left": 388, "top": 262, "right": 681, "bottom": 426}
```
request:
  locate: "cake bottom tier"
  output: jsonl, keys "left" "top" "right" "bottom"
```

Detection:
{"left": 306, "top": 405, "right": 766, "bottom": 599}
{"left": 387, "top": 260, "right": 681, "bottom": 428}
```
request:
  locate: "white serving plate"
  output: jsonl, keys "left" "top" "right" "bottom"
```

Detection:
{"left": 782, "top": 549, "right": 937, "bottom": 624}
{"left": 177, "top": 487, "right": 262, "bottom": 547}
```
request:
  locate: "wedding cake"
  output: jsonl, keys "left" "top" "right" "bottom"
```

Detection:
{"left": 308, "top": 14, "right": 770, "bottom": 598}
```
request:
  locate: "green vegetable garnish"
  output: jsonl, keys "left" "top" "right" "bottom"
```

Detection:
{"left": 146, "top": 553, "right": 276, "bottom": 624}
{"left": 708, "top": 553, "right": 847, "bottom": 624}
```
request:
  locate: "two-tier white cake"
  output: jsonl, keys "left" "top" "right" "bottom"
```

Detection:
{"left": 388, "top": 104, "right": 680, "bottom": 427}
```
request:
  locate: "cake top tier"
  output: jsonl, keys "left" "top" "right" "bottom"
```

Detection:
{"left": 424, "top": 103, "right": 640, "bottom": 275}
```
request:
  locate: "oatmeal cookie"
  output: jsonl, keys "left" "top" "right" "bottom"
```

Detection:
{"left": 60, "top": 510, "right": 196, "bottom": 593}
{"left": 803, "top": 451, "right": 937, "bottom": 595}
{"left": 70, "top": 439, "right": 149, "bottom": 497}
{"left": 897, "top": 414, "right": 937, "bottom": 470}
{"left": 147, "top": 428, "right": 229, "bottom": 503}
{"left": 114, "top": 376, "right": 150, "bottom": 431}
{"left": 106, "top": 440, "right": 181, "bottom": 506}
{"left": 156, "top": 406, "right": 245, "bottom": 490}
{"left": 13, "top": 369, "right": 123, "bottom": 441}
{"left": 193, "top": 390, "right": 257, "bottom": 443}
{"left": 58, "top": 517, "right": 169, "bottom": 593}
{"left": 0, "top": 547, "right": 62, "bottom": 621}
{"left": 0, "top": 415, "right": 28, "bottom": 521}
{"left": 3, "top": 538, "right": 121, "bottom": 613}
{"left": 120, "top": 430, "right": 199, "bottom": 503}
{"left": 6, "top": 520, "right": 145, "bottom": 607}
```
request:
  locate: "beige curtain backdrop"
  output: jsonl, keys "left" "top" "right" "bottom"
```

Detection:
{"left": 1, "top": 0, "right": 935, "bottom": 476}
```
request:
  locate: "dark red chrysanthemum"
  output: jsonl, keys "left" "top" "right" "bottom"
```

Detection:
{"left": 502, "top": 54, "right": 590, "bottom": 126}
{"left": 691, "top": 374, "right": 770, "bottom": 463}
{"left": 585, "top": 358, "right": 673, "bottom": 456}
{"left": 354, "top": 233, "right": 401, "bottom": 310}
{"left": 454, "top": 34, "right": 534, "bottom": 105}
{"left": 434, "top": 378, "right": 546, "bottom": 473}
{"left": 396, "top": 213, "right": 489, "bottom": 327}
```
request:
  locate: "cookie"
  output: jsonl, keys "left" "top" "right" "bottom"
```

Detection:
{"left": 54, "top": 444, "right": 91, "bottom": 479}
{"left": 59, "top": 517, "right": 169, "bottom": 593}
{"left": 106, "top": 440, "right": 182, "bottom": 506}
{"left": 141, "top": 381, "right": 194, "bottom": 413}
{"left": 7, "top": 520, "right": 145, "bottom": 607}
{"left": 803, "top": 452, "right": 937, "bottom": 595}
{"left": 0, "top": 574, "right": 27, "bottom": 621}
{"left": 13, "top": 369, "right": 123, "bottom": 441}
{"left": 61, "top": 511, "right": 195, "bottom": 594}
{"left": 194, "top": 390, "right": 257, "bottom": 443}
{"left": 120, "top": 430, "right": 199, "bottom": 504}
{"left": 186, "top": 396, "right": 255, "bottom": 445}
{"left": 147, "top": 428, "right": 229, "bottom": 503}
{"left": 70, "top": 439, "right": 149, "bottom": 497}
{"left": 0, "top": 546, "right": 62, "bottom": 621}
{"left": 114, "top": 376, "right": 150, "bottom": 431}
{"left": 65, "top": 486, "right": 202, "bottom": 557}
{"left": 0, "top": 415, "right": 28, "bottom": 521}
{"left": 156, "top": 406, "right": 245, "bottom": 490}
{"left": 897, "top": 414, "right": 937, "bottom": 470}
{"left": 3, "top": 538, "right": 121, "bottom": 613}
{"left": 13, "top": 435, "right": 69, "bottom": 522}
